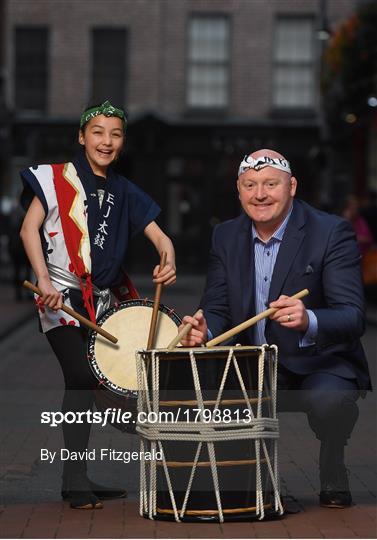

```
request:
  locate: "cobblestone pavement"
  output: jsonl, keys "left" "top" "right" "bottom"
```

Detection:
{"left": 0, "top": 277, "right": 376, "bottom": 538}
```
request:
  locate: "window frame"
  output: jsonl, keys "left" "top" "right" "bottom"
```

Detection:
{"left": 271, "top": 14, "right": 317, "bottom": 115}
{"left": 13, "top": 26, "right": 50, "bottom": 115}
{"left": 185, "top": 13, "right": 232, "bottom": 114}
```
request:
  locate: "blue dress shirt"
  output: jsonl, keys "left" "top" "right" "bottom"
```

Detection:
{"left": 252, "top": 207, "right": 317, "bottom": 345}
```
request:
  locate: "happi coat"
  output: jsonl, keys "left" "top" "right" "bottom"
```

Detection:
{"left": 21, "top": 151, "right": 160, "bottom": 332}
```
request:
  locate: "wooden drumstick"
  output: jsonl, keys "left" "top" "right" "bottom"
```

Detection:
{"left": 167, "top": 309, "right": 203, "bottom": 350}
{"left": 206, "top": 288, "right": 309, "bottom": 347}
{"left": 23, "top": 280, "right": 118, "bottom": 344}
{"left": 147, "top": 251, "right": 167, "bottom": 349}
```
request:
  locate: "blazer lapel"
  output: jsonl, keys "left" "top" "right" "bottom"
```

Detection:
{"left": 268, "top": 201, "right": 306, "bottom": 304}
{"left": 237, "top": 214, "right": 255, "bottom": 319}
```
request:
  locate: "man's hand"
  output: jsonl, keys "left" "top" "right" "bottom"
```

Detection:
{"left": 179, "top": 311, "right": 208, "bottom": 347}
{"left": 269, "top": 295, "right": 309, "bottom": 332}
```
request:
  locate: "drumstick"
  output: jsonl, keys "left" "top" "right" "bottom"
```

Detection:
{"left": 167, "top": 309, "right": 203, "bottom": 350}
{"left": 23, "top": 280, "right": 118, "bottom": 344}
{"left": 206, "top": 288, "right": 309, "bottom": 347}
{"left": 147, "top": 251, "right": 167, "bottom": 349}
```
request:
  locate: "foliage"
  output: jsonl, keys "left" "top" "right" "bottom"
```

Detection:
{"left": 321, "top": 1, "right": 377, "bottom": 124}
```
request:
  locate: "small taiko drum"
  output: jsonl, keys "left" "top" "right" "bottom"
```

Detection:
{"left": 87, "top": 300, "right": 181, "bottom": 431}
{"left": 136, "top": 345, "right": 283, "bottom": 521}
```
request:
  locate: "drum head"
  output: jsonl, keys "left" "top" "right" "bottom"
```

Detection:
{"left": 88, "top": 300, "right": 181, "bottom": 396}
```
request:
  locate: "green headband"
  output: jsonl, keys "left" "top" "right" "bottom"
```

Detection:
{"left": 80, "top": 100, "right": 127, "bottom": 129}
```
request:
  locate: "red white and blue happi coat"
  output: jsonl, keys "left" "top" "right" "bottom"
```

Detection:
{"left": 20, "top": 152, "right": 160, "bottom": 332}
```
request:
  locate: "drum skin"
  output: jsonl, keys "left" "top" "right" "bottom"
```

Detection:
{"left": 88, "top": 300, "right": 181, "bottom": 395}
{"left": 88, "top": 300, "right": 181, "bottom": 432}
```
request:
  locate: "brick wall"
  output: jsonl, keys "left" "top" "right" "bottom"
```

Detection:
{"left": 6, "top": 0, "right": 356, "bottom": 119}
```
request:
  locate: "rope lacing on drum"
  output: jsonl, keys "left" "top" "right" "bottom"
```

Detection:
{"left": 190, "top": 349, "right": 224, "bottom": 522}
{"left": 271, "top": 344, "right": 283, "bottom": 514}
{"left": 137, "top": 353, "right": 148, "bottom": 517}
{"left": 150, "top": 351, "right": 158, "bottom": 517}
{"left": 148, "top": 351, "right": 179, "bottom": 521}
{"left": 137, "top": 346, "right": 283, "bottom": 521}
{"left": 255, "top": 344, "right": 266, "bottom": 519}
{"left": 179, "top": 442, "right": 202, "bottom": 519}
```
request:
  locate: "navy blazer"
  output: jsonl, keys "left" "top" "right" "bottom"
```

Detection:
{"left": 200, "top": 199, "right": 371, "bottom": 391}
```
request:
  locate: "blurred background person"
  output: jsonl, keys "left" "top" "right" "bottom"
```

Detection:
{"left": 360, "top": 190, "right": 377, "bottom": 243}
{"left": 341, "top": 194, "right": 374, "bottom": 256}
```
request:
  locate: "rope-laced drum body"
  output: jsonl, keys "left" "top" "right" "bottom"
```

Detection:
{"left": 137, "top": 345, "right": 283, "bottom": 522}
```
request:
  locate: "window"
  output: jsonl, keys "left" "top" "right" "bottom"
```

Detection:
{"left": 187, "top": 16, "right": 230, "bottom": 109}
{"left": 91, "top": 28, "right": 127, "bottom": 106}
{"left": 273, "top": 17, "right": 316, "bottom": 109}
{"left": 14, "top": 27, "right": 48, "bottom": 113}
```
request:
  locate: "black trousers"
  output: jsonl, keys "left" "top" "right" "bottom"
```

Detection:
{"left": 277, "top": 366, "right": 360, "bottom": 445}
{"left": 46, "top": 326, "right": 96, "bottom": 479}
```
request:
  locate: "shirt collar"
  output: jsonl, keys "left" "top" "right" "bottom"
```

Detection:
{"left": 252, "top": 204, "right": 293, "bottom": 243}
{"left": 72, "top": 149, "right": 117, "bottom": 185}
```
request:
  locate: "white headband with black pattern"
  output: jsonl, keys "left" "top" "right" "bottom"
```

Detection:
{"left": 238, "top": 155, "right": 292, "bottom": 176}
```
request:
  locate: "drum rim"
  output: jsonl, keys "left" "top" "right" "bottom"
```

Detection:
{"left": 87, "top": 299, "right": 181, "bottom": 397}
{"left": 139, "top": 345, "right": 276, "bottom": 354}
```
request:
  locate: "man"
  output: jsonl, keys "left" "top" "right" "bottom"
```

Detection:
{"left": 180, "top": 149, "right": 371, "bottom": 508}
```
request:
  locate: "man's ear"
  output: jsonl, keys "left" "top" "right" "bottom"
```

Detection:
{"left": 290, "top": 176, "right": 298, "bottom": 197}
{"left": 237, "top": 179, "right": 241, "bottom": 197}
